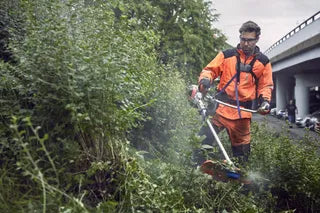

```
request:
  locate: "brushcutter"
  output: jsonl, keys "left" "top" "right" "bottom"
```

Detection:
{"left": 189, "top": 85, "right": 255, "bottom": 183}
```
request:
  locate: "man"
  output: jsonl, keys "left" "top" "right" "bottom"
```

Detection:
{"left": 286, "top": 99, "right": 298, "bottom": 128}
{"left": 196, "top": 21, "right": 273, "bottom": 166}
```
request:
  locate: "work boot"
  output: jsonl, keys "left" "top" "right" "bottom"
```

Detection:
{"left": 232, "top": 144, "right": 250, "bottom": 166}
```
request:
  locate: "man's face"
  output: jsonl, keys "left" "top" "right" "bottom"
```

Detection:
{"left": 239, "top": 31, "right": 258, "bottom": 56}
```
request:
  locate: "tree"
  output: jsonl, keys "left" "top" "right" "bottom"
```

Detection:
{"left": 151, "top": 0, "right": 227, "bottom": 83}
{"left": 117, "top": 0, "right": 227, "bottom": 83}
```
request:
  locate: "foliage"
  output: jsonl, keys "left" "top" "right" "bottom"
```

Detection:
{"left": 118, "top": 0, "right": 227, "bottom": 83}
{"left": 0, "top": 0, "right": 21, "bottom": 62}
{"left": 150, "top": 0, "right": 227, "bottom": 83}
{"left": 1, "top": 116, "right": 88, "bottom": 212}
{"left": 129, "top": 68, "right": 200, "bottom": 160}
{"left": 1, "top": 0, "right": 160, "bottom": 210}
{"left": 1, "top": 0, "right": 320, "bottom": 212}
{"left": 250, "top": 122, "right": 320, "bottom": 212}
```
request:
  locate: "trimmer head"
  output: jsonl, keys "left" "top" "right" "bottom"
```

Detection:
{"left": 200, "top": 160, "right": 252, "bottom": 184}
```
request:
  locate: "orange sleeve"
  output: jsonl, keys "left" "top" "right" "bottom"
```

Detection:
{"left": 257, "top": 62, "right": 274, "bottom": 102}
{"left": 198, "top": 52, "right": 224, "bottom": 84}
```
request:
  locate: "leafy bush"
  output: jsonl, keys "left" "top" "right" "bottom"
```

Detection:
{"left": 1, "top": 0, "right": 320, "bottom": 212}
{"left": 250, "top": 122, "right": 320, "bottom": 212}
{"left": 1, "top": 0, "right": 160, "bottom": 210}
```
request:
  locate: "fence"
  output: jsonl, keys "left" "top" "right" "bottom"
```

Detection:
{"left": 264, "top": 11, "right": 320, "bottom": 54}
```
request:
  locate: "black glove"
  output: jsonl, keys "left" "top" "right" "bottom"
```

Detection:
{"left": 199, "top": 78, "right": 211, "bottom": 93}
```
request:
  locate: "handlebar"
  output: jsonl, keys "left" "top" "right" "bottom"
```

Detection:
{"left": 212, "top": 99, "right": 258, "bottom": 113}
{"left": 195, "top": 92, "right": 258, "bottom": 114}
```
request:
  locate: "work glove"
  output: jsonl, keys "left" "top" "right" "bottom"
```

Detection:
{"left": 258, "top": 100, "right": 270, "bottom": 115}
{"left": 199, "top": 78, "right": 211, "bottom": 93}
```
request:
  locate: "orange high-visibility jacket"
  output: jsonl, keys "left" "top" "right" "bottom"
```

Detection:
{"left": 199, "top": 47, "right": 273, "bottom": 120}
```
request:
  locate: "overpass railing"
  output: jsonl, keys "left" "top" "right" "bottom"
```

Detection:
{"left": 264, "top": 11, "right": 320, "bottom": 54}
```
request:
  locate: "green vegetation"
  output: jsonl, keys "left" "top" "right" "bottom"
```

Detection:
{"left": 0, "top": 0, "right": 319, "bottom": 212}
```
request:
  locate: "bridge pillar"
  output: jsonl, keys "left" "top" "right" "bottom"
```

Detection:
{"left": 276, "top": 74, "right": 289, "bottom": 110}
{"left": 294, "top": 82, "right": 309, "bottom": 118}
{"left": 294, "top": 73, "right": 320, "bottom": 118}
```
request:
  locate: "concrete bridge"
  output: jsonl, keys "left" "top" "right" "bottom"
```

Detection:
{"left": 265, "top": 11, "right": 320, "bottom": 118}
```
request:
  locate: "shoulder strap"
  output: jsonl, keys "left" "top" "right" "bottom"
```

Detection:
{"left": 248, "top": 57, "right": 258, "bottom": 83}
{"left": 236, "top": 54, "right": 241, "bottom": 83}
{"left": 216, "top": 49, "right": 239, "bottom": 95}
{"left": 246, "top": 56, "right": 259, "bottom": 100}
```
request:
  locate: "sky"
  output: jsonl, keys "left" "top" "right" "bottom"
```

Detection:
{"left": 212, "top": 0, "right": 320, "bottom": 52}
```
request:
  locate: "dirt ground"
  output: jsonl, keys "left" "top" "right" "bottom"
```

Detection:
{"left": 252, "top": 113, "right": 320, "bottom": 142}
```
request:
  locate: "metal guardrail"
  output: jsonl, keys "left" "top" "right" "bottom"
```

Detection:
{"left": 264, "top": 11, "right": 320, "bottom": 54}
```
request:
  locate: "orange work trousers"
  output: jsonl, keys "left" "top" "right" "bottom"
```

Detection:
{"left": 212, "top": 113, "right": 251, "bottom": 146}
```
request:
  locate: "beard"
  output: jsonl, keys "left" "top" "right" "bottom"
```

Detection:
{"left": 242, "top": 47, "right": 254, "bottom": 56}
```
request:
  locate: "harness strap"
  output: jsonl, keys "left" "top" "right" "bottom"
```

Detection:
{"left": 235, "top": 54, "right": 242, "bottom": 118}
{"left": 236, "top": 55, "right": 258, "bottom": 84}
{"left": 236, "top": 55, "right": 241, "bottom": 83}
{"left": 236, "top": 54, "right": 259, "bottom": 103}
{"left": 215, "top": 52, "right": 258, "bottom": 118}
{"left": 235, "top": 77, "right": 241, "bottom": 118}
{"left": 248, "top": 56, "right": 259, "bottom": 100}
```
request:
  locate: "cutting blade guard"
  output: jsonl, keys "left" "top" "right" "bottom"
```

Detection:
{"left": 200, "top": 160, "right": 251, "bottom": 184}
